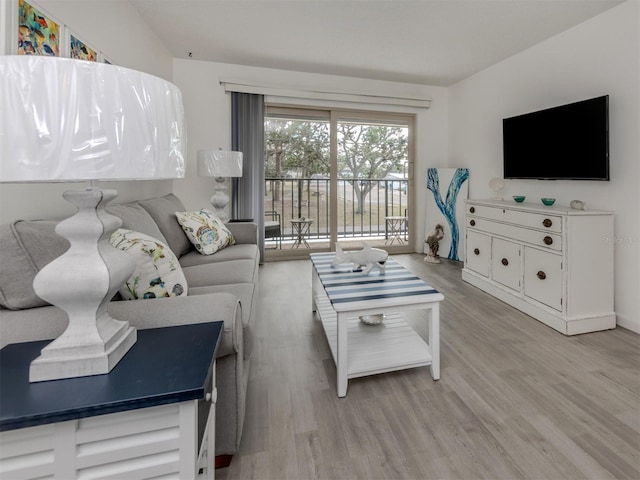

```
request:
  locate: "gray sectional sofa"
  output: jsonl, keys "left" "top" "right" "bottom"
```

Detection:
{"left": 0, "top": 193, "right": 259, "bottom": 461}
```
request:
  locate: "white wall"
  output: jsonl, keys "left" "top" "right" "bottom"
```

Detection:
{"left": 4, "top": 1, "right": 635, "bottom": 331}
{"left": 0, "top": 0, "right": 175, "bottom": 223}
{"left": 171, "top": 59, "right": 449, "bottom": 248}
{"left": 448, "top": 0, "right": 640, "bottom": 332}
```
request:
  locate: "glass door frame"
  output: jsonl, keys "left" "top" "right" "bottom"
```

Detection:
{"left": 264, "top": 104, "right": 416, "bottom": 260}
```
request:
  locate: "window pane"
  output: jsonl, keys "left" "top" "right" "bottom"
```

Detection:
{"left": 264, "top": 116, "right": 330, "bottom": 250}
{"left": 336, "top": 118, "right": 409, "bottom": 245}
{"left": 264, "top": 107, "right": 413, "bottom": 256}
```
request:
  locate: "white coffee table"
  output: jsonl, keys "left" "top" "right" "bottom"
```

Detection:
{"left": 310, "top": 253, "right": 444, "bottom": 397}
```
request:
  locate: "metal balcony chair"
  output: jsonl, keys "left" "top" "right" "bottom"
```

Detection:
{"left": 264, "top": 210, "right": 282, "bottom": 249}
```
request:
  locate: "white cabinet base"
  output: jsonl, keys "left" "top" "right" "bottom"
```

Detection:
{"left": 462, "top": 269, "right": 616, "bottom": 335}
{"left": 463, "top": 200, "right": 615, "bottom": 336}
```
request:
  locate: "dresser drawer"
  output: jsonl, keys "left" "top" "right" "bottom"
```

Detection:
{"left": 465, "top": 230, "right": 491, "bottom": 277}
{"left": 468, "top": 204, "right": 562, "bottom": 233}
{"left": 468, "top": 218, "right": 562, "bottom": 252}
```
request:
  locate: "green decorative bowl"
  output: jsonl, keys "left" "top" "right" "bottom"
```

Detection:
{"left": 541, "top": 198, "right": 556, "bottom": 206}
{"left": 513, "top": 196, "right": 526, "bottom": 203}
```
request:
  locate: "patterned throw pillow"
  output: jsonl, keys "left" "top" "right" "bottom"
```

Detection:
{"left": 110, "top": 229, "right": 188, "bottom": 300}
{"left": 175, "top": 209, "right": 236, "bottom": 255}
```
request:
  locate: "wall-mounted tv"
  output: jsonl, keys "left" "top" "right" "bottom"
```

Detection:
{"left": 503, "top": 95, "right": 609, "bottom": 180}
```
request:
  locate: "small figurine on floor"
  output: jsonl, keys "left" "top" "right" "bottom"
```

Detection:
{"left": 424, "top": 223, "right": 445, "bottom": 264}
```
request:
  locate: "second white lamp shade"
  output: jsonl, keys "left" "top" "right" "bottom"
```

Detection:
{"left": 197, "top": 150, "right": 243, "bottom": 178}
{"left": 198, "top": 150, "right": 243, "bottom": 222}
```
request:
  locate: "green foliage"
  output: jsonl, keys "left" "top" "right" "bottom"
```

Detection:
{"left": 265, "top": 117, "right": 408, "bottom": 213}
{"left": 337, "top": 123, "right": 408, "bottom": 179}
{"left": 264, "top": 119, "right": 329, "bottom": 178}
{"left": 265, "top": 119, "right": 408, "bottom": 178}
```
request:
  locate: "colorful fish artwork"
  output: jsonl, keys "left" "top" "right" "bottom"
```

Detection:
{"left": 70, "top": 34, "right": 97, "bottom": 62}
{"left": 18, "top": 0, "right": 59, "bottom": 56}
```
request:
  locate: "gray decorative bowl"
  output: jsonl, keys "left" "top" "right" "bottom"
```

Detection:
{"left": 359, "top": 314, "right": 384, "bottom": 325}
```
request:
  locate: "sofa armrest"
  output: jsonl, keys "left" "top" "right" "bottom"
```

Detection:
{"left": 226, "top": 222, "right": 258, "bottom": 245}
{"left": 0, "top": 305, "right": 67, "bottom": 348}
{"left": 108, "top": 293, "right": 242, "bottom": 358}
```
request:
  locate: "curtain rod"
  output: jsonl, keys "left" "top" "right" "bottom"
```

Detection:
{"left": 220, "top": 79, "right": 431, "bottom": 108}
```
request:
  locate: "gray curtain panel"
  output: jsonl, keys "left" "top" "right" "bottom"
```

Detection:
{"left": 231, "top": 92, "right": 265, "bottom": 262}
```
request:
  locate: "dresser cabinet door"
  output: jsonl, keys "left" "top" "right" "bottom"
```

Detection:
{"left": 466, "top": 231, "right": 491, "bottom": 277}
{"left": 524, "top": 247, "right": 563, "bottom": 311}
{"left": 491, "top": 238, "right": 521, "bottom": 291}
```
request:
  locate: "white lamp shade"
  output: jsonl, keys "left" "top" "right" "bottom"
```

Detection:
{"left": 197, "top": 150, "right": 243, "bottom": 177}
{"left": 0, "top": 56, "right": 186, "bottom": 182}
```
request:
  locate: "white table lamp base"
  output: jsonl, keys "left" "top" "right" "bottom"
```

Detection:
{"left": 209, "top": 177, "right": 230, "bottom": 223}
{"left": 29, "top": 188, "right": 137, "bottom": 382}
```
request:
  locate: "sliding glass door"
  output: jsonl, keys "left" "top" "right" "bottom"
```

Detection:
{"left": 264, "top": 106, "right": 414, "bottom": 260}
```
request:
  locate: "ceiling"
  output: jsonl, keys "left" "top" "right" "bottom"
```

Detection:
{"left": 130, "top": 0, "right": 624, "bottom": 87}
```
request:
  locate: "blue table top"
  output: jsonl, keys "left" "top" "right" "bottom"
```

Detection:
{"left": 0, "top": 322, "right": 223, "bottom": 432}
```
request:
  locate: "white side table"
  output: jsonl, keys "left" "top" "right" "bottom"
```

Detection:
{"left": 385, "top": 216, "right": 407, "bottom": 245}
{"left": 290, "top": 217, "right": 314, "bottom": 248}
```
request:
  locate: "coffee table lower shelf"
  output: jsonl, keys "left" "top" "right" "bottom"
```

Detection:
{"left": 314, "top": 295, "right": 433, "bottom": 379}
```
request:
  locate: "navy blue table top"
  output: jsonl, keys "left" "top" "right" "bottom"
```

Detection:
{"left": 0, "top": 321, "right": 223, "bottom": 432}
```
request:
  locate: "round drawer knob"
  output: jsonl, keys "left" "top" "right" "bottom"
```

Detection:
{"left": 537, "top": 271, "right": 546, "bottom": 280}
{"left": 501, "top": 258, "right": 509, "bottom": 266}
{"left": 543, "top": 236, "right": 553, "bottom": 245}
{"left": 470, "top": 219, "right": 476, "bottom": 226}
{"left": 474, "top": 248, "right": 480, "bottom": 255}
{"left": 542, "top": 218, "right": 553, "bottom": 228}
{"left": 470, "top": 206, "right": 475, "bottom": 213}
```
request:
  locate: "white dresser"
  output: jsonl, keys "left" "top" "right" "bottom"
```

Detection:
{"left": 462, "top": 199, "right": 615, "bottom": 335}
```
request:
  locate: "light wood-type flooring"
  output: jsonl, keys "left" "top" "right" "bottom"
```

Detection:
{"left": 218, "top": 254, "right": 639, "bottom": 480}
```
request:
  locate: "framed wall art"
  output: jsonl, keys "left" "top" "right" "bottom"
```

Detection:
{"left": 99, "top": 52, "right": 113, "bottom": 64}
{"left": 15, "top": 0, "right": 62, "bottom": 56}
{"left": 1, "top": 1, "right": 8, "bottom": 54}
{"left": 68, "top": 30, "right": 97, "bottom": 62}
{"left": 2, "top": 1, "right": 113, "bottom": 62}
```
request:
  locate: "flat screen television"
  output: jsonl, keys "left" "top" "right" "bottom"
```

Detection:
{"left": 503, "top": 95, "right": 609, "bottom": 180}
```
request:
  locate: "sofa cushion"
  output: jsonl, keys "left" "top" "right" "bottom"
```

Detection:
{"left": 0, "top": 221, "right": 69, "bottom": 310}
{"left": 0, "top": 304, "right": 69, "bottom": 348}
{"left": 138, "top": 194, "right": 192, "bottom": 257}
{"left": 175, "top": 209, "right": 235, "bottom": 255}
{"left": 106, "top": 202, "right": 168, "bottom": 245}
{"left": 225, "top": 222, "right": 258, "bottom": 245}
{"left": 183, "top": 259, "right": 258, "bottom": 287}
{"left": 179, "top": 243, "right": 258, "bottom": 268}
{"left": 110, "top": 229, "right": 188, "bottom": 300}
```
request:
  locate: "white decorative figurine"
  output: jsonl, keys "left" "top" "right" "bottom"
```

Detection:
{"left": 424, "top": 223, "right": 445, "bottom": 264}
{"left": 570, "top": 199, "right": 586, "bottom": 210}
{"left": 332, "top": 242, "right": 388, "bottom": 275}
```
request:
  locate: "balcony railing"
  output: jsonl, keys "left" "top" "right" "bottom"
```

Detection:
{"left": 264, "top": 177, "right": 408, "bottom": 245}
